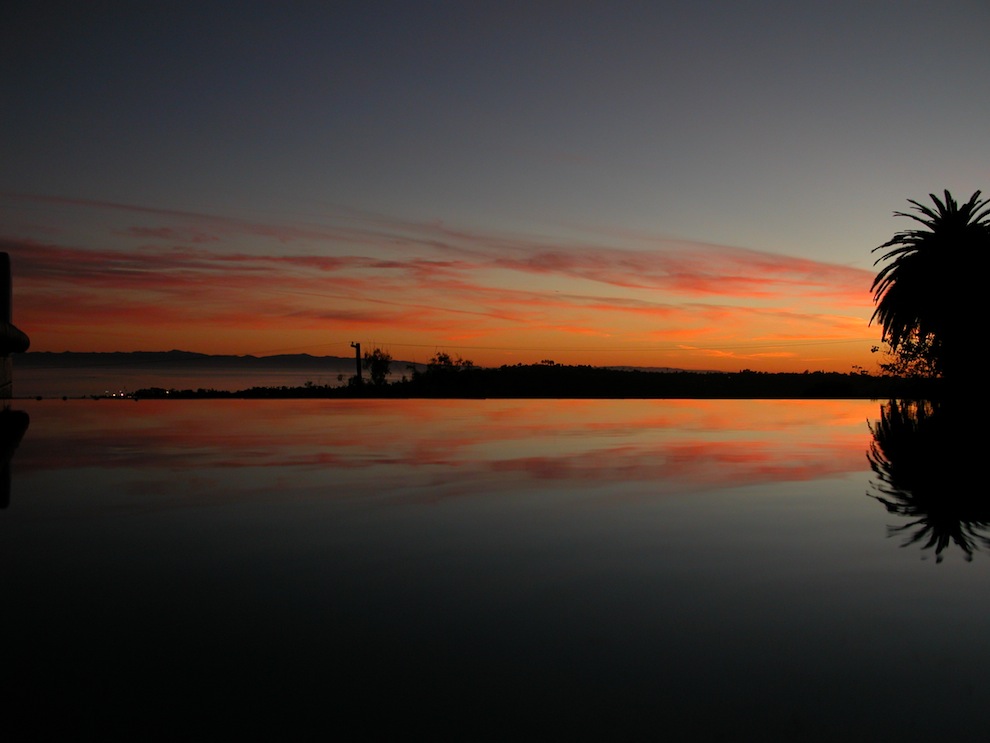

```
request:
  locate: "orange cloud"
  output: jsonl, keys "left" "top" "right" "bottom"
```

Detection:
{"left": 0, "top": 194, "right": 878, "bottom": 371}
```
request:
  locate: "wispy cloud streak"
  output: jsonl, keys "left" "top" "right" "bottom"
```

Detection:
{"left": 0, "top": 193, "right": 876, "bottom": 368}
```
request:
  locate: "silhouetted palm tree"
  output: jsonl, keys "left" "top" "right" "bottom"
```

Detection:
{"left": 871, "top": 190, "right": 990, "bottom": 390}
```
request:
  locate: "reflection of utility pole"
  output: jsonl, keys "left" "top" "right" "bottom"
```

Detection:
{"left": 350, "top": 342, "right": 362, "bottom": 384}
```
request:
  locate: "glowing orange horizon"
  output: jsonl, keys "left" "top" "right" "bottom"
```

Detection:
{"left": 2, "top": 194, "right": 879, "bottom": 373}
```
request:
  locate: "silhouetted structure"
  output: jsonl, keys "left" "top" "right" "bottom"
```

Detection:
{"left": 0, "top": 253, "right": 29, "bottom": 508}
{"left": 0, "top": 408, "right": 28, "bottom": 509}
{"left": 350, "top": 341, "right": 362, "bottom": 385}
{"left": 0, "top": 252, "right": 30, "bottom": 399}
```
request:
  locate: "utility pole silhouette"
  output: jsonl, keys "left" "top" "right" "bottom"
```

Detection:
{"left": 350, "top": 342, "right": 362, "bottom": 385}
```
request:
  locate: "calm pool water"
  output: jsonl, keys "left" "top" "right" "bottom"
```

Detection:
{"left": 1, "top": 399, "right": 986, "bottom": 739}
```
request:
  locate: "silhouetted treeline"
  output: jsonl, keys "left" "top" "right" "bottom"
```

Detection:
{"left": 133, "top": 364, "right": 941, "bottom": 400}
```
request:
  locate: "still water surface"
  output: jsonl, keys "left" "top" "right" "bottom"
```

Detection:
{"left": 1, "top": 399, "right": 986, "bottom": 739}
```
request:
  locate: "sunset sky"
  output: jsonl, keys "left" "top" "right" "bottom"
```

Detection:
{"left": 2, "top": 1, "right": 987, "bottom": 372}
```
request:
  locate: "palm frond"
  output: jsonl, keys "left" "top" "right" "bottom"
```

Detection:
{"left": 869, "top": 189, "right": 989, "bottom": 368}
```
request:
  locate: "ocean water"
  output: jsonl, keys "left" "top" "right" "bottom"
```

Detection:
{"left": 13, "top": 360, "right": 357, "bottom": 398}
{"left": 1, "top": 398, "right": 983, "bottom": 739}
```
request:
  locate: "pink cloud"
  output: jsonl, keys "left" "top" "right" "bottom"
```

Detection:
{"left": 0, "top": 194, "right": 878, "bottom": 369}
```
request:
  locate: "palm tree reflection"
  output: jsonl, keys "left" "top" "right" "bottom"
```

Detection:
{"left": 868, "top": 399, "right": 987, "bottom": 561}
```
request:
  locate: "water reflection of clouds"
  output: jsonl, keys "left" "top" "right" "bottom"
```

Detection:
{"left": 7, "top": 399, "right": 990, "bottom": 741}
{"left": 490, "top": 437, "right": 864, "bottom": 490}
{"left": 15, "top": 399, "right": 875, "bottom": 509}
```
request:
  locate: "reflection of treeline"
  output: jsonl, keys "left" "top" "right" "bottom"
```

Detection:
{"left": 133, "top": 364, "right": 940, "bottom": 399}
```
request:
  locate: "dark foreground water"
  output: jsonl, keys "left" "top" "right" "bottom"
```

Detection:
{"left": 1, "top": 399, "right": 986, "bottom": 740}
